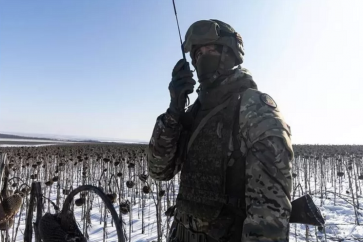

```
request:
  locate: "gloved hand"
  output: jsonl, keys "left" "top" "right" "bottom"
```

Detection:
{"left": 168, "top": 59, "right": 196, "bottom": 120}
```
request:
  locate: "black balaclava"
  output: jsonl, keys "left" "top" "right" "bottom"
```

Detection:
{"left": 194, "top": 45, "right": 236, "bottom": 87}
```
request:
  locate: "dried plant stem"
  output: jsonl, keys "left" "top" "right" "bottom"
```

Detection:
{"left": 24, "top": 182, "right": 42, "bottom": 242}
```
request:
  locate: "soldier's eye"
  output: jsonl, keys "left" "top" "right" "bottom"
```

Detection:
{"left": 195, "top": 51, "right": 202, "bottom": 61}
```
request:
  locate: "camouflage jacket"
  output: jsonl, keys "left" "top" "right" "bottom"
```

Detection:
{"left": 147, "top": 68, "right": 294, "bottom": 241}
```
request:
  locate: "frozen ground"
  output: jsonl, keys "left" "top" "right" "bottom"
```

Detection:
{"left": 1, "top": 143, "right": 362, "bottom": 241}
{"left": 5, "top": 178, "right": 362, "bottom": 242}
{"left": 0, "top": 138, "right": 77, "bottom": 147}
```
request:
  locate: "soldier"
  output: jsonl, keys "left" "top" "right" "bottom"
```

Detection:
{"left": 147, "top": 19, "right": 293, "bottom": 242}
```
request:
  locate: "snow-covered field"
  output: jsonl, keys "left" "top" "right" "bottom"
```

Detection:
{"left": 0, "top": 138, "right": 77, "bottom": 148}
{"left": 6, "top": 180, "right": 362, "bottom": 242}
{"left": 0, "top": 139, "right": 70, "bottom": 143}
{"left": 6, "top": 175, "right": 362, "bottom": 241}
{"left": 1, "top": 144, "right": 362, "bottom": 242}
{"left": 7, "top": 177, "right": 171, "bottom": 242}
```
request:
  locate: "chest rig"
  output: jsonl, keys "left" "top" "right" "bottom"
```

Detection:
{"left": 176, "top": 87, "right": 247, "bottom": 222}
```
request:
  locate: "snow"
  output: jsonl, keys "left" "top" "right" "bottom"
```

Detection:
{"left": 0, "top": 148, "right": 361, "bottom": 242}
{"left": 0, "top": 138, "right": 77, "bottom": 148}
{"left": 0, "top": 144, "right": 60, "bottom": 147}
{"left": 4, "top": 178, "right": 361, "bottom": 242}
{"left": 0, "top": 139, "right": 59, "bottom": 143}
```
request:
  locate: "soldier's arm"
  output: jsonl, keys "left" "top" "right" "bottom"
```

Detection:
{"left": 147, "top": 112, "right": 183, "bottom": 181}
{"left": 239, "top": 89, "right": 293, "bottom": 241}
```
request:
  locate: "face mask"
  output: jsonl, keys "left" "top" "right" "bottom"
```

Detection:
{"left": 196, "top": 54, "right": 221, "bottom": 82}
{"left": 196, "top": 53, "right": 236, "bottom": 83}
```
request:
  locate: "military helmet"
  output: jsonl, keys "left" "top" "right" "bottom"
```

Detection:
{"left": 183, "top": 19, "right": 244, "bottom": 66}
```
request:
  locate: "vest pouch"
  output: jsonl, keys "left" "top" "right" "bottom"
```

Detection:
{"left": 177, "top": 94, "right": 241, "bottom": 222}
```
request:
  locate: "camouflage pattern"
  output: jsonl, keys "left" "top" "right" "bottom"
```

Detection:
{"left": 242, "top": 136, "right": 292, "bottom": 241}
{"left": 238, "top": 88, "right": 293, "bottom": 241}
{"left": 147, "top": 112, "right": 183, "bottom": 181}
{"left": 147, "top": 68, "right": 254, "bottom": 181}
{"left": 239, "top": 88, "right": 293, "bottom": 155}
{"left": 147, "top": 66, "right": 293, "bottom": 241}
{"left": 183, "top": 19, "right": 244, "bottom": 66}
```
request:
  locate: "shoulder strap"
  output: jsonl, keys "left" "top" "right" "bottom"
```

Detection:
{"left": 231, "top": 95, "right": 242, "bottom": 160}
{"left": 231, "top": 89, "right": 249, "bottom": 160}
{"left": 225, "top": 89, "right": 248, "bottom": 206}
{"left": 175, "top": 98, "right": 201, "bottom": 166}
{"left": 187, "top": 96, "right": 233, "bottom": 153}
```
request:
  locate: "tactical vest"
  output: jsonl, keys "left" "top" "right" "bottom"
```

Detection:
{"left": 176, "top": 90, "right": 246, "bottom": 222}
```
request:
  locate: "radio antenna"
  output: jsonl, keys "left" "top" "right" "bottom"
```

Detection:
{"left": 172, "top": 0, "right": 186, "bottom": 60}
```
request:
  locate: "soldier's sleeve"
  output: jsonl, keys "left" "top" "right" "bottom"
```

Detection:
{"left": 239, "top": 89, "right": 293, "bottom": 241}
{"left": 147, "top": 111, "right": 183, "bottom": 181}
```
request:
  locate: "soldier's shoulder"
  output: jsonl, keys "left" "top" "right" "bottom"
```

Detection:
{"left": 238, "top": 89, "right": 290, "bottom": 132}
{"left": 239, "top": 89, "right": 292, "bottom": 148}
{"left": 240, "top": 89, "right": 280, "bottom": 112}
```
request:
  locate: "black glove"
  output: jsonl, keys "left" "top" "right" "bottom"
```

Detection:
{"left": 168, "top": 59, "right": 196, "bottom": 120}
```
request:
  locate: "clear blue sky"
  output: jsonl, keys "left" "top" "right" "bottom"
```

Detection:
{"left": 1, "top": 0, "right": 362, "bottom": 144}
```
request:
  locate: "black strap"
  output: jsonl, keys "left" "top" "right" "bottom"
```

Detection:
{"left": 187, "top": 97, "right": 232, "bottom": 153}
{"left": 175, "top": 99, "right": 201, "bottom": 167}
{"left": 225, "top": 90, "right": 247, "bottom": 199}
{"left": 228, "top": 213, "right": 244, "bottom": 242}
{"left": 225, "top": 96, "right": 246, "bottom": 241}
{"left": 224, "top": 91, "right": 247, "bottom": 242}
